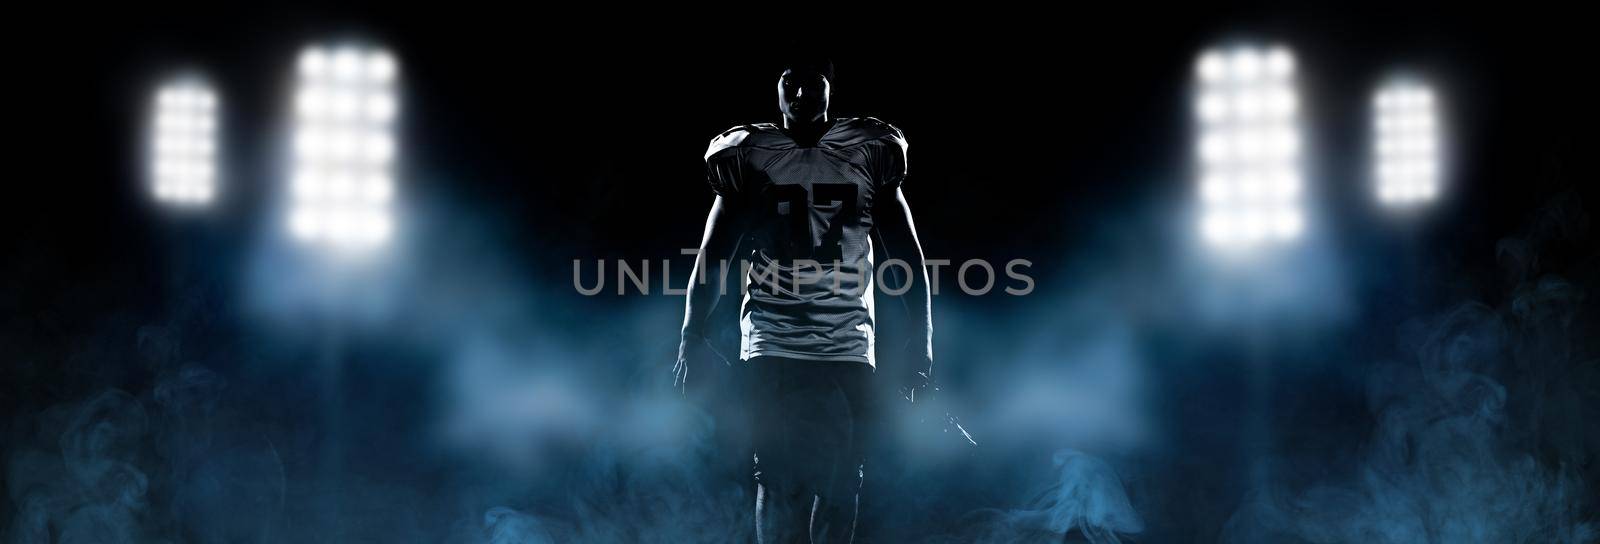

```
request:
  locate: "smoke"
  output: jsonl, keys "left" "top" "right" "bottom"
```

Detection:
{"left": 0, "top": 181, "right": 1218, "bottom": 543}
{"left": 436, "top": 335, "right": 602, "bottom": 476}
{"left": 350, "top": 190, "right": 1149, "bottom": 542}
{"left": 1220, "top": 198, "right": 1600, "bottom": 543}
{"left": 9, "top": 391, "right": 149, "bottom": 544}
{"left": 6, "top": 177, "right": 1595, "bottom": 542}
{"left": 978, "top": 311, "right": 1151, "bottom": 454}
{"left": 930, "top": 449, "right": 1145, "bottom": 544}
{"left": 5, "top": 369, "right": 287, "bottom": 543}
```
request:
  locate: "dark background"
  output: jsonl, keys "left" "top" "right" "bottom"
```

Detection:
{"left": 4, "top": 6, "right": 1596, "bottom": 543}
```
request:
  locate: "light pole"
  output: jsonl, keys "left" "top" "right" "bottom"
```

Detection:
{"left": 285, "top": 42, "right": 402, "bottom": 535}
{"left": 145, "top": 75, "right": 227, "bottom": 333}
{"left": 1192, "top": 42, "right": 1307, "bottom": 490}
{"left": 1371, "top": 77, "right": 1446, "bottom": 309}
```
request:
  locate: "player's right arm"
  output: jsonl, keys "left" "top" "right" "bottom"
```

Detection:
{"left": 674, "top": 196, "right": 745, "bottom": 395}
{"left": 674, "top": 128, "right": 751, "bottom": 396}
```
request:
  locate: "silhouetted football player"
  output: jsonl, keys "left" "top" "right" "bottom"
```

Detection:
{"left": 675, "top": 55, "right": 934, "bottom": 543}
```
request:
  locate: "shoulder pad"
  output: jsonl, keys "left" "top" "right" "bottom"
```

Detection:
{"left": 705, "top": 123, "right": 790, "bottom": 161}
{"left": 822, "top": 117, "right": 907, "bottom": 150}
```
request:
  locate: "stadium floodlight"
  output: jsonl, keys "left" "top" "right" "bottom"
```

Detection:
{"left": 149, "top": 79, "right": 218, "bottom": 206}
{"left": 1194, "top": 45, "right": 1305, "bottom": 250}
{"left": 288, "top": 44, "right": 399, "bottom": 249}
{"left": 1373, "top": 80, "right": 1440, "bottom": 207}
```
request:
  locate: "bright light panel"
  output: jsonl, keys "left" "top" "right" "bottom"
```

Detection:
{"left": 1194, "top": 45, "right": 1305, "bottom": 249}
{"left": 288, "top": 45, "right": 398, "bottom": 249}
{"left": 1373, "top": 81, "right": 1440, "bottom": 206}
{"left": 150, "top": 80, "right": 218, "bottom": 205}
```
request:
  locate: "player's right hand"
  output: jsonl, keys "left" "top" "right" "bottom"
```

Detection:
{"left": 673, "top": 334, "right": 727, "bottom": 397}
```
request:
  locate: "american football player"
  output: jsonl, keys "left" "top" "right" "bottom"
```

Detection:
{"left": 674, "top": 54, "right": 934, "bottom": 543}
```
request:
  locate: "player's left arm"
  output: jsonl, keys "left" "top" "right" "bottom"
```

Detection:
{"left": 873, "top": 186, "right": 935, "bottom": 402}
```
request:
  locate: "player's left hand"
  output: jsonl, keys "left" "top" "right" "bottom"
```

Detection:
{"left": 896, "top": 355, "right": 977, "bottom": 447}
{"left": 897, "top": 355, "right": 933, "bottom": 405}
